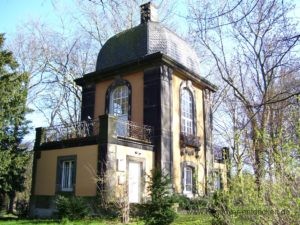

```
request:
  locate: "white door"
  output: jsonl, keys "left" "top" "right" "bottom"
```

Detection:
{"left": 128, "top": 161, "right": 141, "bottom": 203}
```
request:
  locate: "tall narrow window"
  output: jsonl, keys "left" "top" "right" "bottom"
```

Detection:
{"left": 57, "top": 156, "right": 76, "bottom": 193}
{"left": 183, "top": 166, "right": 193, "bottom": 195}
{"left": 214, "top": 171, "right": 223, "bottom": 190}
{"left": 181, "top": 88, "right": 194, "bottom": 135}
{"left": 109, "top": 85, "right": 129, "bottom": 136}
{"left": 61, "top": 160, "right": 75, "bottom": 191}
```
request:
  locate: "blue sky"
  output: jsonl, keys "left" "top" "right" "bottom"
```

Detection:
{"left": 0, "top": 0, "right": 74, "bottom": 38}
{"left": 0, "top": 0, "right": 52, "bottom": 36}
{"left": 1, "top": 0, "right": 299, "bottom": 37}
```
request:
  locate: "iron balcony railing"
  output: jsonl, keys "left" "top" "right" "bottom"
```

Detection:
{"left": 40, "top": 118, "right": 153, "bottom": 144}
{"left": 43, "top": 120, "right": 99, "bottom": 143}
{"left": 115, "top": 120, "right": 153, "bottom": 143}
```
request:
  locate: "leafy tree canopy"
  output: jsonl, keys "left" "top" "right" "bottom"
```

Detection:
{"left": 0, "top": 33, "right": 30, "bottom": 211}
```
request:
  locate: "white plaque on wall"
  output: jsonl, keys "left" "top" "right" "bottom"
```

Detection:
{"left": 117, "top": 159, "right": 126, "bottom": 172}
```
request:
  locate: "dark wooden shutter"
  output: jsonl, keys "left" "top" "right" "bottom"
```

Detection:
{"left": 56, "top": 160, "right": 62, "bottom": 192}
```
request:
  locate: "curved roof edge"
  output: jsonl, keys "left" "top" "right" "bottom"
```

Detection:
{"left": 77, "top": 52, "right": 217, "bottom": 92}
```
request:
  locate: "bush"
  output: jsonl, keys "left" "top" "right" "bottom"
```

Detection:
{"left": 207, "top": 174, "right": 300, "bottom": 225}
{"left": 129, "top": 203, "right": 145, "bottom": 218}
{"left": 175, "top": 194, "right": 209, "bottom": 213}
{"left": 15, "top": 199, "right": 29, "bottom": 218}
{"left": 208, "top": 191, "right": 231, "bottom": 225}
{"left": 142, "top": 169, "right": 177, "bottom": 225}
{"left": 55, "top": 195, "right": 90, "bottom": 220}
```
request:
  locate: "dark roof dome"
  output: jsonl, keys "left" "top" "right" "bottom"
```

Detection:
{"left": 96, "top": 3, "right": 201, "bottom": 76}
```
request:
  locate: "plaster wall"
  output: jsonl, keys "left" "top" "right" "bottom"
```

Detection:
{"left": 94, "top": 72, "right": 144, "bottom": 125}
{"left": 171, "top": 71, "right": 206, "bottom": 195}
{"left": 106, "top": 143, "right": 154, "bottom": 200}
{"left": 34, "top": 145, "right": 98, "bottom": 196}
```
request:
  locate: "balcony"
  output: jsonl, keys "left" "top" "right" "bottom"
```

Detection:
{"left": 180, "top": 132, "right": 201, "bottom": 148}
{"left": 180, "top": 132, "right": 201, "bottom": 157}
{"left": 34, "top": 115, "right": 153, "bottom": 150}
{"left": 42, "top": 120, "right": 99, "bottom": 143}
{"left": 115, "top": 120, "right": 152, "bottom": 143}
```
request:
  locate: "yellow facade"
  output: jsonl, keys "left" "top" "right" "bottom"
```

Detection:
{"left": 94, "top": 72, "right": 144, "bottom": 125}
{"left": 34, "top": 145, "right": 98, "bottom": 196}
{"left": 171, "top": 71, "right": 206, "bottom": 195}
{"left": 34, "top": 69, "right": 222, "bottom": 198}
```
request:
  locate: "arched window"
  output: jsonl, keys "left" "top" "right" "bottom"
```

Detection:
{"left": 110, "top": 85, "right": 129, "bottom": 119}
{"left": 181, "top": 88, "right": 194, "bottom": 135}
{"left": 106, "top": 80, "right": 131, "bottom": 137}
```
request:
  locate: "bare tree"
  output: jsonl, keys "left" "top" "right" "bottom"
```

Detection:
{"left": 8, "top": 0, "right": 180, "bottom": 130}
{"left": 10, "top": 21, "right": 93, "bottom": 127}
{"left": 188, "top": 0, "right": 300, "bottom": 190}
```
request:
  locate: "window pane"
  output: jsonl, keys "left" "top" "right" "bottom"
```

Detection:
{"left": 110, "top": 85, "right": 129, "bottom": 117}
{"left": 184, "top": 166, "right": 193, "bottom": 193}
{"left": 61, "top": 160, "right": 74, "bottom": 191}
{"left": 181, "top": 88, "right": 194, "bottom": 135}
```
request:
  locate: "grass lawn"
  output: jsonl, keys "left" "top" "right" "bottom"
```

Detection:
{"left": 0, "top": 213, "right": 252, "bottom": 225}
{"left": 0, "top": 214, "right": 212, "bottom": 225}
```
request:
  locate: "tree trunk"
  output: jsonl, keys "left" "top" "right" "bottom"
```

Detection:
{"left": 0, "top": 193, "right": 6, "bottom": 212}
{"left": 7, "top": 191, "right": 15, "bottom": 214}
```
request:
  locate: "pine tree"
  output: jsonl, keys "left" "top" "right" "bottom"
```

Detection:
{"left": 0, "top": 33, "right": 30, "bottom": 213}
{"left": 142, "top": 169, "right": 177, "bottom": 225}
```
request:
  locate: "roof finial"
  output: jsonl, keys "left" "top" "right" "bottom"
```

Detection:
{"left": 140, "top": 2, "right": 158, "bottom": 24}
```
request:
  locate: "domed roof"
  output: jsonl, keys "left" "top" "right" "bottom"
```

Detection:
{"left": 96, "top": 21, "right": 201, "bottom": 76}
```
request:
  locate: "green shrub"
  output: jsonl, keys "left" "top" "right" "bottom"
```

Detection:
{"left": 175, "top": 194, "right": 209, "bottom": 213}
{"left": 142, "top": 169, "right": 177, "bottom": 225}
{"left": 15, "top": 199, "right": 29, "bottom": 218}
{"left": 129, "top": 203, "right": 145, "bottom": 218}
{"left": 207, "top": 174, "right": 300, "bottom": 225}
{"left": 55, "top": 195, "right": 90, "bottom": 220}
{"left": 208, "top": 191, "right": 232, "bottom": 225}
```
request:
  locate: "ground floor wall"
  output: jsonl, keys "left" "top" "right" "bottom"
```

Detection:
{"left": 30, "top": 145, "right": 98, "bottom": 217}
{"left": 30, "top": 143, "right": 154, "bottom": 217}
{"left": 30, "top": 141, "right": 225, "bottom": 218}
{"left": 104, "top": 143, "right": 154, "bottom": 203}
{"left": 33, "top": 145, "right": 98, "bottom": 196}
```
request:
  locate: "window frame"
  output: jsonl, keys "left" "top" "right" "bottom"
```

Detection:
{"left": 61, "top": 160, "right": 75, "bottom": 192}
{"left": 105, "top": 78, "right": 132, "bottom": 121}
{"left": 181, "top": 161, "right": 197, "bottom": 197}
{"left": 180, "top": 81, "right": 197, "bottom": 137}
{"left": 56, "top": 155, "right": 77, "bottom": 193}
{"left": 214, "top": 170, "right": 223, "bottom": 190}
{"left": 110, "top": 85, "right": 129, "bottom": 118}
{"left": 183, "top": 166, "right": 193, "bottom": 194}
{"left": 181, "top": 88, "right": 194, "bottom": 135}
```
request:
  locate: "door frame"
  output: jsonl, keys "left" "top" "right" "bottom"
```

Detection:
{"left": 126, "top": 156, "right": 146, "bottom": 203}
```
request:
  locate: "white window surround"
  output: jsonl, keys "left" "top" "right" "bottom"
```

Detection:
{"left": 181, "top": 88, "right": 194, "bottom": 135}
{"left": 61, "top": 160, "right": 74, "bottom": 192}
